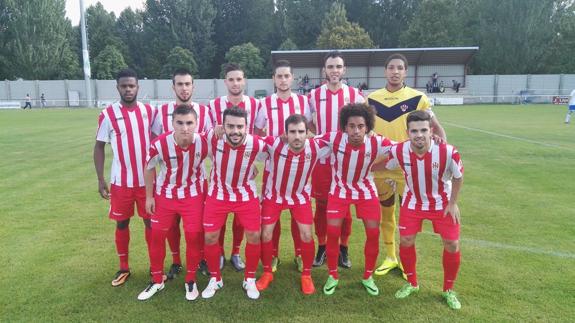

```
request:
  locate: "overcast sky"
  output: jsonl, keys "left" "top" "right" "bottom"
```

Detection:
{"left": 65, "top": 0, "right": 144, "bottom": 25}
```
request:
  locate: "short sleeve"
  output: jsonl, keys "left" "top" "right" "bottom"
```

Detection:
{"left": 376, "top": 135, "right": 394, "bottom": 157}
{"left": 308, "top": 91, "right": 316, "bottom": 115}
{"left": 254, "top": 99, "right": 268, "bottom": 130}
{"left": 96, "top": 111, "right": 111, "bottom": 143}
{"left": 302, "top": 98, "right": 312, "bottom": 122}
{"left": 150, "top": 109, "right": 162, "bottom": 135}
{"left": 385, "top": 145, "right": 400, "bottom": 170}
{"left": 146, "top": 142, "right": 160, "bottom": 170}
{"left": 450, "top": 148, "right": 464, "bottom": 179}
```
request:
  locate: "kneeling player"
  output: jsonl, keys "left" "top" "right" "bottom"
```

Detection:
{"left": 317, "top": 104, "right": 394, "bottom": 296}
{"left": 256, "top": 114, "right": 330, "bottom": 295}
{"left": 389, "top": 110, "right": 464, "bottom": 310}
{"left": 137, "top": 105, "right": 208, "bottom": 301}
{"left": 202, "top": 107, "right": 268, "bottom": 300}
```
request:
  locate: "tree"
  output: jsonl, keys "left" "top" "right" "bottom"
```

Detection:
{"left": 222, "top": 43, "right": 266, "bottom": 78}
{"left": 316, "top": 2, "right": 374, "bottom": 49}
{"left": 160, "top": 46, "right": 198, "bottom": 78}
{"left": 0, "top": 0, "right": 81, "bottom": 79}
{"left": 399, "top": 0, "right": 462, "bottom": 47}
{"left": 280, "top": 0, "right": 332, "bottom": 49}
{"left": 544, "top": 3, "right": 575, "bottom": 73}
{"left": 92, "top": 45, "right": 128, "bottom": 79}
{"left": 116, "top": 8, "right": 145, "bottom": 75}
{"left": 143, "top": 0, "right": 216, "bottom": 78}
{"left": 278, "top": 38, "right": 298, "bottom": 50}
{"left": 85, "top": 3, "right": 123, "bottom": 60}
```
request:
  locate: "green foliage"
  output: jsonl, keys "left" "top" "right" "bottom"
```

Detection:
{"left": 280, "top": 0, "right": 332, "bottom": 49}
{"left": 399, "top": 0, "right": 462, "bottom": 47}
{"left": 160, "top": 46, "right": 198, "bottom": 79}
{"left": 222, "top": 42, "right": 266, "bottom": 78}
{"left": 115, "top": 8, "right": 145, "bottom": 75}
{"left": 85, "top": 3, "right": 124, "bottom": 60}
{"left": 92, "top": 45, "right": 128, "bottom": 79}
{"left": 316, "top": 2, "right": 374, "bottom": 49}
{"left": 0, "top": 0, "right": 80, "bottom": 79}
{"left": 278, "top": 38, "right": 298, "bottom": 51}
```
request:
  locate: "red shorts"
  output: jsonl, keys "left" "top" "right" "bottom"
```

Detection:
{"left": 151, "top": 195, "right": 204, "bottom": 233}
{"left": 311, "top": 162, "right": 332, "bottom": 200}
{"left": 326, "top": 196, "right": 381, "bottom": 221}
{"left": 203, "top": 196, "right": 261, "bottom": 232}
{"left": 399, "top": 207, "right": 460, "bottom": 240}
{"left": 109, "top": 185, "right": 149, "bottom": 221}
{"left": 261, "top": 199, "right": 313, "bottom": 225}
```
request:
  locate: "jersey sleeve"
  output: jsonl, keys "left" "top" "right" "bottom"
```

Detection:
{"left": 201, "top": 104, "right": 214, "bottom": 133}
{"left": 146, "top": 141, "right": 161, "bottom": 170}
{"left": 308, "top": 91, "right": 316, "bottom": 115}
{"left": 355, "top": 89, "right": 366, "bottom": 104}
{"left": 450, "top": 147, "right": 464, "bottom": 179}
{"left": 256, "top": 137, "right": 270, "bottom": 162}
{"left": 254, "top": 99, "right": 268, "bottom": 130}
{"left": 150, "top": 108, "right": 162, "bottom": 136}
{"left": 385, "top": 145, "right": 400, "bottom": 170}
{"left": 95, "top": 111, "right": 111, "bottom": 143}
{"left": 206, "top": 129, "right": 216, "bottom": 159}
{"left": 376, "top": 135, "right": 394, "bottom": 157}
{"left": 302, "top": 97, "right": 312, "bottom": 122}
{"left": 315, "top": 139, "right": 332, "bottom": 159}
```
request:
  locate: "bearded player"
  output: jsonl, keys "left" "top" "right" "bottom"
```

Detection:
{"left": 93, "top": 68, "right": 155, "bottom": 286}
{"left": 254, "top": 59, "right": 313, "bottom": 272}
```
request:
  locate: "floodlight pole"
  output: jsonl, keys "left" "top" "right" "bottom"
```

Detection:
{"left": 80, "top": 0, "right": 93, "bottom": 107}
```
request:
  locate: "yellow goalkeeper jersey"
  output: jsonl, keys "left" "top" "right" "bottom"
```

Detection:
{"left": 368, "top": 85, "right": 432, "bottom": 142}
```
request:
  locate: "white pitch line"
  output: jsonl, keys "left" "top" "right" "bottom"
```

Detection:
{"left": 444, "top": 122, "right": 574, "bottom": 151}
{"left": 419, "top": 231, "right": 575, "bottom": 259}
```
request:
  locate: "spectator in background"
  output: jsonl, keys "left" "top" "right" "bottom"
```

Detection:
{"left": 452, "top": 80, "right": 460, "bottom": 93}
{"left": 41, "top": 93, "right": 46, "bottom": 108}
{"left": 23, "top": 94, "right": 32, "bottom": 109}
{"left": 432, "top": 73, "right": 439, "bottom": 90}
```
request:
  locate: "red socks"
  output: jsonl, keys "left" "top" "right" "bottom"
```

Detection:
{"left": 363, "top": 227, "right": 380, "bottom": 279}
{"left": 326, "top": 224, "right": 341, "bottom": 279}
{"left": 291, "top": 217, "right": 301, "bottom": 256}
{"left": 300, "top": 240, "right": 314, "bottom": 277}
{"left": 314, "top": 200, "right": 327, "bottom": 245}
{"left": 167, "top": 220, "right": 182, "bottom": 265}
{"left": 244, "top": 242, "right": 261, "bottom": 279}
{"left": 400, "top": 245, "right": 418, "bottom": 287}
{"left": 232, "top": 216, "right": 244, "bottom": 255}
{"left": 205, "top": 242, "right": 222, "bottom": 281}
{"left": 184, "top": 231, "right": 202, "bottom": 283}
{"left": 261, "top": 240, "right": 274, "bottom": 273}
{"left": 340, "top": 210, "right": 352, "bottom": 247}
{"left": 115, "top": 227, "right": 130, "bottom": 271}
{"left": 150, "top": 229, "right": 168, "bottom": 284}
{"left": 443, "top": 249, "right": 461, "bottom": 291}
{"left": 272, "top": 221, "right": 281, "bottom": 257}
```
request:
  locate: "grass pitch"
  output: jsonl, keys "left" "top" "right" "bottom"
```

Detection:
{"left": 0, "top": 104, "right": 573, "bottom": 322}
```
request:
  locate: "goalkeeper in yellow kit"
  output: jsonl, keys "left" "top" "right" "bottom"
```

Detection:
{"left": 367, "top": 54, "right": 446, "bottom": 276}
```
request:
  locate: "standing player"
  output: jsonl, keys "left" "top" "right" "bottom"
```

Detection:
{"left": 564, "top": 88, "right": 575, "bottom": 124}
{"left": 208, "top": 63, "right": 261, "bottom": 271}
{"left": 256, "top": 114, "right": 329, "bottom": 295}
{"left": 309, "top": 51, "right": 365, "bottom": 269}
{"left": 388, "top": 110, "right": 464, "bottom": 310}
{"left": 150, "top": 68, "right": 212, "bottom": 280}
{"left": 201, "top": 107, "right": 267, "bottom": 300}
{"left": 317, "top": 103, "right": 393, "bottom": 296}
{"left": 368, "top": 54, "right": 446, "bottom": 277}
{"left": 138, "top": 105, "right": 208, "bottom": 301}
{"left": 254, "top": 59, "right": 312, "bottom": 272}
{"left": 23, "top": 94, "right": 32, "bottom": 109}
{"left": 93, "top": 68, "right": 155, "bottom": 286}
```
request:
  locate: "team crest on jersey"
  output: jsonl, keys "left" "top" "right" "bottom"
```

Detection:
{"left": 365, "top": 152, "right": 371, "bottom": 158}
{"left": 344, "top": 97, "right": 350, "bottom": 104}
{"left": 244, "top": 151, "right": 251, "bottom": 158}
{"left": 305, "top": 153, "right": 311, "bottom": 161}
{"left": 400, "top": 104, "right": 409, "bottom": 112}
{"left": 432, "top": 162, "right": 440, "bottom": 169}
{"left": 195, "top": 152, "right": 201, "bottom": 158}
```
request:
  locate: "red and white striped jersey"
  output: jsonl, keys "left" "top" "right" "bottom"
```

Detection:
{"left": 387, "top": 141, "right": 463, "bottom": 211}
{"left": 262, "top": 136, "right": 331, "bottom": 205}
{"left": 255, "top": 93, "right": 312, "bottom": 136}
{"left": 316, "top": 132, "right": 393, "bottom": 200}
{"left": 308, "top": 84, "right": 365, "bottom": 135}
{"left": 96, "top": 102, "right": 154, "bottom": 188}
{"left": 146, "top": 132, "right": 208, "bottom": 199}
{"left": 208, "top": 95, "right": 260, "bottom": 134}
{"left": 151, "top": 102, "right": 212, "bottom": 136}
{"left": 207, "top": 131, "right": 268, "bottom": 202}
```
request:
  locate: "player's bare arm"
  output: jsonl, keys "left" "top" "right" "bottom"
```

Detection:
{"left": 93, "top": 140, "right": 110, "bottom": 200}
{"left": 144, "top": 168, "right": 155, "bottom": 215}
{"left": 444, "top": 176, "right": 463, "bottom": 224}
